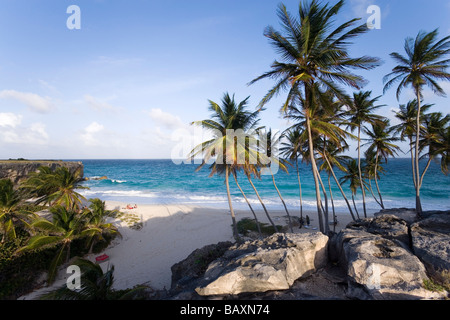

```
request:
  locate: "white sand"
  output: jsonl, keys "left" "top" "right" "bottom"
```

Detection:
{"left": 19, "top": 201, "right": 363, "bottom": 299}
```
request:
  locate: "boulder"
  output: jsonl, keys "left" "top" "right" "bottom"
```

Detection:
{"left": 170, "top": 241, "right": 233, "bottom": 293}
{"left": 329, "top": 214, "right": 409, "bottom": 264}
{"left": 374, "top": 208, "right": 418, "bottom": 225}
{"left": 344, "top": 235, "right": 437, "bottom": 299}
{"left": 411, "top": 212, "right": 450, "bottom": 276}
{"left": 195, "top": 232, "right": 329, "bottom": 296}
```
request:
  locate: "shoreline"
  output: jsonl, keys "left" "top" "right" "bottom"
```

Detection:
{"left": 20, "top": 200, "right": 371, "bottom": 299}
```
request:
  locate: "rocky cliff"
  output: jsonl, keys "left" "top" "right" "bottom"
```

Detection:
{"left": 0, "top": 160, "right": 84, "bottom": 185}
{"left": 167, "top": 208, "right": 450, "bottom": 300}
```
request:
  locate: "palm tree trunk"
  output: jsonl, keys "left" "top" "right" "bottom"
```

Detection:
{"left": 295, "top": 157, "right": 304, "bottom": 226}
{"left": 270, "top": 167, "right": 293, "bottom": 232}
{"left": 369, "top": 179, "right": 383, "bottom": 208}
{"left": 374, "top": 152, "right": 385, "bottom": 209}
{"left": 89, "top": 239, "right": 95, "bottom": 254}
{"left": 415, "top": 90, "right": 423, "bottom": 217}
{"left": 316, "top": 166, "right": 329, "bottom": 234}
{"left": 328, "top": 175, "right": 336, "bottom": 233}
{"left": 409, "top": 137, "right": 417, "bottom": 189}
{"left": 323, "top": 153, "right": 356, "bottom": 221}
{"left": 352, "top": 194, "right": 360, "bottom": 218}
{"left": 306, "top": 113, "right": 324, "bottom": 233}
{"left": 66, "top": 243, "right": 71, "bottom": 262}
{"left": 419, "top": 157, "right": 433, "bottom": 190}
{"left": 357, "top": 126, "right": 367, "bottom": 218}
{"left": 247, "top": 174, "right": 279, "bottom": 233}
{"left": 232, "top": 171, "right": 262, "bottom": 237}
{"left": 369, "top": 179, "right": 383, "bottom": 209}
{"left": 225, "top": 166, "right": 239, "bottom": 241}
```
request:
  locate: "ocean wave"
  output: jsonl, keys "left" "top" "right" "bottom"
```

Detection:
{"left": 81, "top": 189, "right": 157, "bottom": 198}
{"left": 80, "top": 187, "right": 449, "bottom": 212}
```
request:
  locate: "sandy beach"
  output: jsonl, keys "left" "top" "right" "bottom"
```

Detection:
{"left": 20, "top": 201, "right": 369, "bottom": 299}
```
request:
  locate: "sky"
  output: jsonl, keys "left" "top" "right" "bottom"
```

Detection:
{"left": 0, "top": 0, "right": 449, "bottom": 160}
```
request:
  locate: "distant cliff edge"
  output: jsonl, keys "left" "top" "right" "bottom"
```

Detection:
{"left": 0, "top": 160, "right": 84, "bottom": 186}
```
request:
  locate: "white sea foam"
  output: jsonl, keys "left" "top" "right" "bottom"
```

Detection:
{"left": 80, "top": 188, "right": 448, "bottom": 213}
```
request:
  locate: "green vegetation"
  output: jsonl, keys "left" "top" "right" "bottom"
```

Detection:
{"left": 423, "top": 270, "right": 450, "bottom": 293}
{"left": 0, "top": 165, "right": 126, "bottom": 299}
{"left": 39, "top": 258, "right": 147, "bottom": 300}
{"left": 236, "top": 218, "right": 283, "bottom": 237}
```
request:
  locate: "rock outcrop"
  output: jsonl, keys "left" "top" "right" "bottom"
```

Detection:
{"left": 344, "top": 235, "right": 432, "bottom": 299}
{"left": 169, "top": 209, "right": 449, "bottom": 300}
{"left": 195, "top": 232, "right": 329, "bottom": 296}
{"left": 330, "top": 210, "right": 449, "bottom": 299}
{"left": 0, "top": 160, "right": 84, "bottom": 186}
{"left": 411, "top": 211, "right": 450, "bottom": 277}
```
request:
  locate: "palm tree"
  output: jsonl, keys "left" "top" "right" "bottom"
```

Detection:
{"left": 391, "top": 99, "right": 433, "bottom": 188}
{"left": 316, "top": 140, "right": 356, "bottom": 222}
{"left": 339, "top": 159, "right": 364, "bottom": 219}
{"left": 346, "top": 91, "right": 384, "bottom": 217}
{"left": 21, "top": 166, "right": 88, "bottom": 211}
{"left": 418, "top": 112, "right": 450, "bottom": 185}
{"left": 280, "top": 128, "right": 304, "bottom": 226}
{"left": 258, "top": 128, "right": 294, "bottom": 232}
{"left": 231, "top": 169, "right": 262, "bottom": 237}
{"left": 39, "top": 258, "right": 147, "bottom": 300}
{"left": 82, "top": 198, "right": 121, "bottom": 253}
{"left": 0, "top": 179, "right": 35, "bottom": 242}
{"left": 249, "top": 0, "right": 380, "bottom": 232}
{"left": 437, "top": 125, "right": 450, "bottom": 175}
{"left": 362, "top": 119, "right": 401, "bottom": 209}
{"left": 383, "top": 29, "right": 450, "bottom": 216}
{"left": 19, "top": 205, "right": 89, "bottom": 283}
{"left": 285, "top": 86, "right": 355, "bottom": 232}
{"left": 189, "top": 93, "right": 263, "bottom": 241}
{"left": 363, "top": 149, "right": 384, "bottom": 208}
{"left": 243, "top": 163, "right": 280, "bottom": 233}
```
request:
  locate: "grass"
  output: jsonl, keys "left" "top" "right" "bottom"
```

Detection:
{"left": 236, "top": 218, "right": 283, "bottom": 237}
{"left": 0, "top": 159, "right": 66, "bottom": 163}
{"left": 106, "top": 210, "right": 143, "bottom": 230}
{"left": 423, "top": 269, "right": 450, "bottom": 293}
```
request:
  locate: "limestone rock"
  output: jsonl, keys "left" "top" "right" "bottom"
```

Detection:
{"left": 170, "top": 241, "right": 233, "bottom": 293}
{"left": 411, "top": 212, "right": 450, "bottom": 276}
{"left": 344, "top": 235, "right": 435, "bottom": 299}
{"left": 375, "top": 208, "right": 418, "bottom": 224}
{"left": 0, "top": 160, "right": 84, "bottom": 186}
{"left": 195, "top": 232, "right": 328, "bottom": 296}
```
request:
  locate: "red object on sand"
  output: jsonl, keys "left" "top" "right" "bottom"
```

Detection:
{"left": 95, "top": 254, "right": 109, "bottom": 262}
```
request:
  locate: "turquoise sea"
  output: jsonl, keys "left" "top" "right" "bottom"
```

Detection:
{"left": 76, "top": 159, "right": 450, "bottom": 214}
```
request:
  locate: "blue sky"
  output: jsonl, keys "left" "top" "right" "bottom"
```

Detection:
{"left": 0, "top": 0, "right": 449, "bottom": 159}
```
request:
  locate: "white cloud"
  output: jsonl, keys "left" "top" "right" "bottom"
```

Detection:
{"left": 146, "top": 108, "right": 186, "bottom": 130}
{"left": 81, "top": 121, "right": 105, "bottom": 146}
{"left": 84, "top": 94, "right": 121, "bottom": 112}
{"left": 22, "top": 123, "right": 49, "bottom": 145}
{"left": 0, "top": 113, "right": 23, "bottom": 128}
{"left": 0, "top": 90, "right": 54, "bottom": 113}
{"left": 350, "top": 0, "right": 374, "bottom": 18}
{"left": 0, "top": 114, "right": 49, "bottom": 145}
